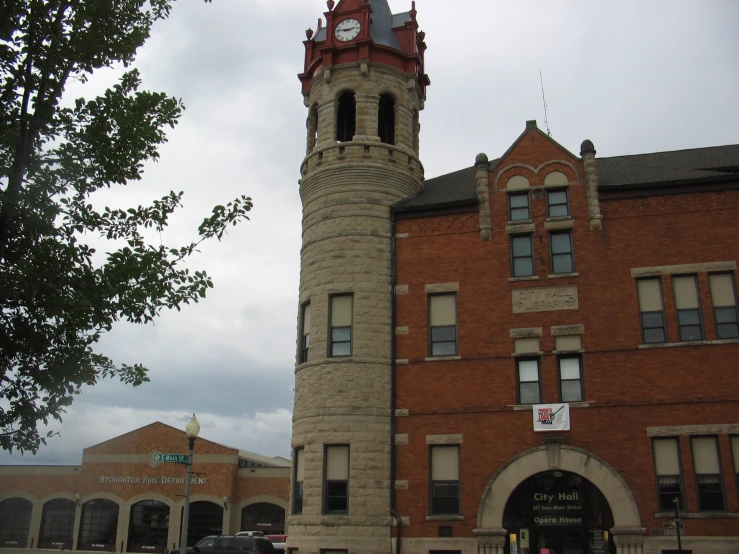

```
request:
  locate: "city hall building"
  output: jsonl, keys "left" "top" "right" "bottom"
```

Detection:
{"left": 0, "top": 422, "right": 290, "bottom": 552}
{"left": 287, "top": 1, "right": 739, "bottom": 554}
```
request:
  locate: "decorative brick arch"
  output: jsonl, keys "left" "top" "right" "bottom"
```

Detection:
{"left": 475, "top": 444, "right": 644, "bottom": 553}
{"left": 239, "top": 495, "right": 288, "bottom": 511}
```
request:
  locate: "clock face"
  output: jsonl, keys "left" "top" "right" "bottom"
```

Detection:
{"left": 335, "top": 18, "right": 360, "bottom": 42}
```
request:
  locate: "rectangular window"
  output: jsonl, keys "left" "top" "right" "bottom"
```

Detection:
{"left": 708, "top": 273, "right": 739, "bottom": 339}
{"left": 637, "top": 278, "right": 666, "bottom": 343}
{"left": 511, "top": 234, "right": 534, "bottom": 277}
{"left": 508, "top": 192, "right": 530, "bottom": 221}
{"left": 430, "top": 445, "right": 460, "bottom": 515}
{"left": 429, "top": 294, "right": 457, "bottom": 356}
{"left": 293, "top": 448, "right": 304, "bottom": 514}
{"left": 673, "top": 276, "right": 703, "bottom": 341}
{"left": 299, "top": 302, "right": 310, "bottom": 364}
{"left": 731, "top": 436, "right": 739, "bottom": 500}
{"left": 547, "top": 189, "right": 569, "bottom": 217}
{"left": 329, "top": 295, "right": 353, "bottom": 357}
{"left": 549, "top": 230, "right": 574, "bottom": 274}
{"left": 691, "top": 436, "right": 725, "bottom": 512}
{"left": 324, "top": 445, "right": 349, "bottom": 514}
{"left": 517, "top": 358, "right": 540, "bottom": 404}
{"left": 653, "top": 438, "right": 683, "bottom": 511}
{"left": 558, "top": 356, "right": 583, "bottom": 402}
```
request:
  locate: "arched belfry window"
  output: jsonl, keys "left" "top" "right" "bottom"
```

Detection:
{"left": 307, "top": 104, "right": 318, "bottom": 154}
{"left": 336, "top": 92, "right": 356, "bottom": 143}
{"left": 378, "top": 94, "right": 395, "bottom": 145}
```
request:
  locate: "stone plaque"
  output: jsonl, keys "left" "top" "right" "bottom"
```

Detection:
{"left": 512, "top": 285, "right": 578, "bottom": 314}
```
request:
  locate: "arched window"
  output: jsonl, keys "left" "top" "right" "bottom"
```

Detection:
{"left": 0, "top": 497, "right": 32, "bottom": 548}
{"left": 78, "top": 499, "right": 119, "bottom": 551}
{"left": 378, "top": 94, "right": 395, "bottom": 145}
{"left": 240, "top": 502, "right": 285, "bottom": 535}
{"left": 127, "top": 500, "right": 169, "bottom": 553}
{"left": 39, "top": 498, "right": 75, "bottom": 549}
{"left": 180, "top": 501, "right": 222, "bottom": 547}
{"left": 306, "top": 103, "right": 318, "bottom": 154}
{"left": 336, "top": 92, "right": 356, "bottom": 143}
{"left": 412, "top": 109, "right": 420, "bottom": 155}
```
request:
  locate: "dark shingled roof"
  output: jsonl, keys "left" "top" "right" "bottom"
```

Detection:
{"left": 392, "top": 144, "right": 739, "bottom": 211}
{"left": 313, "top": 0, "right": 404, "bottom": 50}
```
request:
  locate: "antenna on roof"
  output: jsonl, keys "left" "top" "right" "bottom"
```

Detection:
{"left": 539, "top": 69, "right": 551, "bottom": 137}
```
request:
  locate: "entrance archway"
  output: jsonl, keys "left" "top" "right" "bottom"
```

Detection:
{"left": 503, "top": 470, "right": 615, "bottom": 554}
{"left": 475, "top": 444, "right": 644, "bottom": 554}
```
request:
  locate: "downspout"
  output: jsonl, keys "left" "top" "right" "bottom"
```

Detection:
{"left": 390, "top": 211, "right": 401, "bottom": 554}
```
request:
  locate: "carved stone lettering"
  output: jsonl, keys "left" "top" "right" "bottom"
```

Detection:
{"left": 512, "top": 285, "right": 578, "bottom": 314}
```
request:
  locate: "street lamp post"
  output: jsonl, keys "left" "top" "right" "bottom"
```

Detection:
{"left": 179, "top": 414, "right": 200, "bottom": 551}
{"left": 673, "top": 497, "right": 683, "bottom": 554}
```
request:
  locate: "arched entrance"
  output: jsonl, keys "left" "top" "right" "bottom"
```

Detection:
{"left": 476, "top": 444, "right": 645, "bottom": 554}
{"left": 39, "top": 498, "right": 76, "bottom": 549}
{"left": 503, "top": 470, "right": 615, "bottom": 554}
{"left": 78, "top": 499, "right": 119, "bottom": 551}
{"left": 180, "top": 501, "right": 222, "bottom": 547}
{"left": 0, "top": 497, "right": 32, "bottom": 548}
{"left": 240, "top": 503, "right": 285, "bottom": 534}
{"left": 127, "top": 500, "right": 170, "bottom": 552}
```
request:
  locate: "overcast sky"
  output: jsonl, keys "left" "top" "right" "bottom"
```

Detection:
{"left": 1, "top": 0, "right": 737, "bottom": 465}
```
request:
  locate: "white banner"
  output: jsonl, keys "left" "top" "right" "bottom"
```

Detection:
{"left": 533, "top": 403, "right": 570, "bottom": 431}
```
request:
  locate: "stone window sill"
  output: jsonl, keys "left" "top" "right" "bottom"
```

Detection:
{"left": 509, "top": 275, "right": 539, "bottom": 282}
{"left": 506, "top": 222, "right": 536, "bottom": 234}
{"left": 424, "top": 356, "right": 462, "bottom": 362}
{"left": 654, "top": 511, "right": 739, "bottom": 519}
{"left": 639, "top": 338, "right": 739, "bottom": 349}
{"left": 426, "top": 515, "right": 464, "bottom": 522}
{"left": 548, "top": 272, "right": 579, "bottom": 279}
{"left": 545, "top": 215, "right": 573, "bottom": 222}
{"left": 509, "top": 401, "right": 594, "bottom": 411}
{"left": 511, "top": 350, "right": 544, "bottom": 357}
{"left": 544, "top": 219, "right": 574, "bottom": 230}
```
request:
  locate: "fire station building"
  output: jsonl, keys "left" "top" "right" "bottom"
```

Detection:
{"left": 0, "top": 422, "right": 290, "bottom": 552}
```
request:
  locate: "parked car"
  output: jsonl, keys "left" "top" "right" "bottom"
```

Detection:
{"left": 266, "top": 535, "right": 286, "bottom": 554}
{"left": 169, "top": 536, "right": 273, "bottom": 554}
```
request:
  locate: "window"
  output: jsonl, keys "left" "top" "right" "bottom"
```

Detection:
{"left": 637, "top": 279, "right": 666, "bottom": 343}
{"left": 708, "top": 273, "right": 739, "bottom": 339}
{"left": 691, "top": 436, "right": 725, "bottom": 511}
{"left": 511, "top": 235, "right": 534, "bottom": 277}
{"left": 378, "top": 94, "right": 395, "bottom": 145}
{"left": 516, "top": 358, "right": 540, "bottom": 404}
{"left": 324, "top": 445, "right": 349, "bottom": 514}
{"left": 547, "top": 189, "right": 569, "bottom": 217}
{"left": 731, "top": 436, "right": 739, "bottom": 499}
{"left": 549, "top": 230, "right": 574, "bottom": 274}
{"left": 429, "top": 294, "right": 457, "bottom": 356}
{"left": 329, "top": 295, "right": 352, "bottom": 357}
{"left": 673, "top": 276, "right": 703, "bottom": 341}
{"left": 508, "top": 192, "right": 530, "bottom": 221}
{"left": 299, "top": 302, "right": 310, "bottom": 364}
{"left": 430, "top": 445, "right": 460, "bottom": 515}
{"left": 653, "top": 438, "right": 683, "bottom": 511}
{"left": 336, "top": 92, "right": 355, "bottom": 143}
{"left": 293, "top": 448, "right": 304, "bottom": 514}
{"left": 558, "top": 356, "right": 583, "bottom": 402}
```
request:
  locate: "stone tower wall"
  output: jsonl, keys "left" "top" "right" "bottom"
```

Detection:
{"left": 290, "top": 62, "right": 424, "bottom": 554}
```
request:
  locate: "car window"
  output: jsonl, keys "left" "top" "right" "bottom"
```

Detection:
{"left": 216, "top": 538, "right": 235, "bottom": 551}
{"left": 234, "top": 538, "right": 256, "bottom": 551}
{"left": 198, "top": 538, "right": 216, "bottom": 549}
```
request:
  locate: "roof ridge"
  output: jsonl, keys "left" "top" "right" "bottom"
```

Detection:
{"left": 601, "top": 143, "right": 739, "bottom": 160}
{"left": 599, "top": 158, "right": 725, "bottom": 175}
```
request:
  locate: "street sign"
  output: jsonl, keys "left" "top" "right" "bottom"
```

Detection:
{"left": 663, "top": 522, "right": 685, "bottom": 536}
{"left": 153, "top": 453, "right": 188, "bottom": 463}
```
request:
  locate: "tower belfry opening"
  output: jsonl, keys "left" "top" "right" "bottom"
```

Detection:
{"left": 336, "top": 92, "right": 356, "bottom": 143}
{"left": 378, "top": 94, "right": 395, "bottom": 145}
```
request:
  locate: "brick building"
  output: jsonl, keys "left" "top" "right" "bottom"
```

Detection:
{"left": 0, "top": 422, "right": 290, "bottom": 552}
{"left": 288, "top": 1, "right": 739, "bottom": 554}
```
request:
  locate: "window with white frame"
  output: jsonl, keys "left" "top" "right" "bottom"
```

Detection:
{"left": 691, "top": 436, "right": 725, "bottom": 512}
{"left": 652, "top": 437, "right": 683, "bottom": 511}
{"left": 558, "top": 356, "right": 583, "bottom": 402}
{"left": 324, "top": 445, "right": 349, "bottom": 514}
{"left": 329, "top": 295, "right": 353, "bottom": 357}
{"left": 430, "top": 445, "right": 460, "bottom": 515}
{"left": 673, "top": 276, "right": 703, "bottom": 341}
{"left": 708, "top": 273, "right": 739, "bottom": 339}
{"left": 429, "top": 294, "right": 457, "bottom": 356}
{"left": 516, "top": 358, "right": 540, "bottom": 404}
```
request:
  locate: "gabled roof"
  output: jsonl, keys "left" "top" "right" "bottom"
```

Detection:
{"left": 393, "top": 142, "right": 739, "bottom": 212}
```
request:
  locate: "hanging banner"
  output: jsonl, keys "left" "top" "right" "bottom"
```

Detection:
{"left": 533, "top": 403, "right": 570, "bottom": 431}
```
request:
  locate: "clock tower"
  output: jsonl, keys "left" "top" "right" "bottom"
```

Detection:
{"left": 289, "top": 0, "right": 429, "bottom": 552}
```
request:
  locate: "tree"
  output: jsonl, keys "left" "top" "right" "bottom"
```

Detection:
{"left": 0, "top": 0, "right": 251, "bottom": 453}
